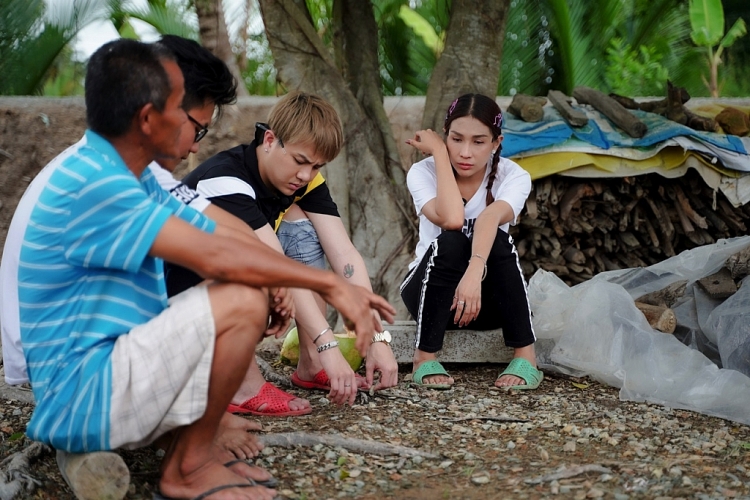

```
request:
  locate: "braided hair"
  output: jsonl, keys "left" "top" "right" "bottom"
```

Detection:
{"left": 443, "top": 94, "right": 503, "bottom": 207}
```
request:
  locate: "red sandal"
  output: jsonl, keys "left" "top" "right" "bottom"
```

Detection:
{"left": 227, "top": 382, "right": 312, "bottom": 417}
{"left": 290, "top": 369, "right": 370, "bottom": 391}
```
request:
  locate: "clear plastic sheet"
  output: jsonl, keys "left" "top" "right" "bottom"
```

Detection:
{"left": 528, "top": 236, "right": 750, "bottom": 425}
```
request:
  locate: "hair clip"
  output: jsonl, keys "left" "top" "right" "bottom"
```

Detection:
{"left": 493, "top": 112, "right": 503, "bottom": 129}
{"left": 447, "top": 98, "right": 458, "bottom": 117}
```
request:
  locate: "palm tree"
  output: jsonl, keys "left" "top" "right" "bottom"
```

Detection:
{"left": 0, "top": 0, "right": 104, "bottom": 95}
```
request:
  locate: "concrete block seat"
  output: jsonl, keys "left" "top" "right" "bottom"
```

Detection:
{"left": 387, "top": 320, "right": 513, "bottom": 364}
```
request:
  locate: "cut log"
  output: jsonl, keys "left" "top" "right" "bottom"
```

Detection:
{"left": 715, "top": 107, "right": 750, "bottom": 136}
{"left": 56, "top": 450, "right": 130, "bottom": 500}
{"left": 547, "top": 90, "right": 589, "bottom": 127}
{"left": 634, "top": 302, "right": 677, "bottom": 333}
{"left": 507, "top": 94, "right": 547, "bottom": 122}
{"left": 726, "top": 245, "right": 750, "bottom": 280}
{"left": 573, "top": 86, "right": 647, "bottom": 138}
{"left": 509, "top": 171, "right": 750, "bottom": 286}
{"left": 636, "top": 280, "right": 687, "bottom": 308}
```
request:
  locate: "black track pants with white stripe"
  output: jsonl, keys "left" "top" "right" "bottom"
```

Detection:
{"left": 400, "top": 229, "right": 535, "bottom": 353}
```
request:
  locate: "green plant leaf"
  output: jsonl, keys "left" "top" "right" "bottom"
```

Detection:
{"left": 720, "top": 18, "right": 747, "bottom": 48}
{"left": 9, "top": 432, "right": 24, "bottom": 441}
{"left": 689, "top": 0, "right": 725, "bottom": 47}
{"left": 398, "top": 5, "right": 442, "bottom": 55}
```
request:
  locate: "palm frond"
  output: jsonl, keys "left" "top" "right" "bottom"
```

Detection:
{"left": 122, "top": 2, "right": 197, "bottom": 38}
{"left": 501, "top": 0, "right": 549, "bottom": 96}
{"left": 1, "top": 0, "right": 106, "bottom": 95}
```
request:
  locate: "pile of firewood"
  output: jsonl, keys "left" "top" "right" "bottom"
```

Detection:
{"left": 509, "top": 170, "right": 749, "bottom": 285}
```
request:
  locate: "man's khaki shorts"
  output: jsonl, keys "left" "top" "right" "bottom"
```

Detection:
{"left": 109, "top": 285, "right": 215, "bottom": 449}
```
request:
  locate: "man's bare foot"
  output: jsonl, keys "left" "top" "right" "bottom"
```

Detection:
{"left": 221, "top": 412, "right": 262, "bottom": 432}
{"left": 159, "top": 457, "right": 274, "bottom": 500}
{"left": 411, "top": 350, "right": 453, "bottom": 386}
{"left": 214, "top": 445, "right": 274, "bottom": 484}
{"left": 215, "top": 428, "right": 263, "bottom": 459}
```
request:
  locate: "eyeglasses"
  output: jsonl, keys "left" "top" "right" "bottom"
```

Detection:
{"left": 186, "top": 113, "right": 209, "bottom": 143}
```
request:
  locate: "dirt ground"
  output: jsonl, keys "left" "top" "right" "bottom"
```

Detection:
{"left": 1, "top": 346, "right": 749, "bottom": 500}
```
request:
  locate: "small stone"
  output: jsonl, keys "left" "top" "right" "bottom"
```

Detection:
{"left": 563, "top": 440, "right": 576, "bottom": 452}
{"left": 324, "top": 450, "right": 337, "bottom": 460}
{"left": 682, "top": 476, "right": 693, "bottom": 487}
{"left": 507, "top": 441, "right": 516, "bottom": 449}
{"left": 471, "top": 474, "right": 490, "bottom": 485}
{"left": 411, "top": 456, "right": 424, "bottom": 465}
{"left": 12, "top": 409, "right": 22, "bottom": 416}
{"left": 261, "top": 447, "right": 275, "bottom": 457}
{"left": 348, "top": 469, "right": 362, "bottom": 478}
{"left": 669, "top": 467, "right": 683, "bottom": 477}
{"left": 318, "top": 397, "right": 330, "bottom": 406}
{"left": 313, "top": 444, "right": 324, "bottom": 452}
{"left": 586, "top": 488, "right": 604, "bottom": 498}
{"left": 439, "top": 460, "right": 453, "bottom": 469}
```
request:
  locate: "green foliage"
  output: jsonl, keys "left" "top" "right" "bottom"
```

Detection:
{"left": 374, "top": 0, "right": 448, "bottom": 95}
{"left": 605, "top": 38, "right": 669, "bottom": 96}
{"left": 42, "top": 46, "right": 87, "bottom": 96}
{"left": 0, "top": 0, "right": 104, "bottom": 95}
{"left": 241, "top": 32, "right": 278, "bottom": 96}
{"left": 689, "top": 0, "right": 747, "bottom": 96}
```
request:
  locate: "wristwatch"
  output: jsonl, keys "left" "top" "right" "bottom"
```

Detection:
{"left": 372, "top": 330, "right": 392, "bottom": 345}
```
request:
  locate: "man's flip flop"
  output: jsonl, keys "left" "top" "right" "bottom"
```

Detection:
{"left": 153, "top": 482, "right": 256, "bottom": 500}
{"left": 404, "top": 360, "right": 453, "bottom": 390}
{"left": 223, "top": 459, "right": 280, "bottom": 489}
{"left": 496, "top": 357, "right": 544, "bottom": 390}
{"left": 291, "top": 369, "right": 369, "bottom": 391}
{"left": 227, "top": 382, "right": 312, "bottom": 417}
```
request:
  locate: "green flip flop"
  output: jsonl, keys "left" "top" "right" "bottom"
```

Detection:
{"left": 405, "top": 360, "right": 453, "bottom": 390}
{"left": 496, "top": 357, "right": 543, "bottom": 390}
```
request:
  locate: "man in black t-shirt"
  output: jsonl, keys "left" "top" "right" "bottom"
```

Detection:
{"left": 167, "top": 92, "right": 398, "bottom": 415}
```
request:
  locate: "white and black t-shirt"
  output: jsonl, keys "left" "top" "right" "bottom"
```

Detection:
{"left": 406, "top": 155, "right": 531, "bottom": 269}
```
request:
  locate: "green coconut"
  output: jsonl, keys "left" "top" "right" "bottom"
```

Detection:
{"left": 280, "top": 327, "right": 364, "bottom": 371}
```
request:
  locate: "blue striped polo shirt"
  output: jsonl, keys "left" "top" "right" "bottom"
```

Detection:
{"left": 18, "top": 130, "right": 215, "bottom": 452}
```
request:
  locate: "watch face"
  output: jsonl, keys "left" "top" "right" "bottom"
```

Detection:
{"left": 383, "top": 330, "right": 392, "bottom": 343}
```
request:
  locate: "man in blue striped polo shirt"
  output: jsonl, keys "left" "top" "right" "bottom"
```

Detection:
{"left": 17, "top": 39, "right": 395, "bottom": 500}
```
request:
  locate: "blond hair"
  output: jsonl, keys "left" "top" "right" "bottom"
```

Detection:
{"left": 267, "top": 91, "right": 344, "bottom": 162}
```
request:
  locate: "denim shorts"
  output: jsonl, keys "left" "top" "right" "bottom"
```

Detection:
{"left": 277, "top": 219, "right": 327, "bottom": 270}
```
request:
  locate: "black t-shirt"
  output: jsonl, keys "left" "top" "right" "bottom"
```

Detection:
{"left": 165, "top": 125, "right": 339, "bottom": 296}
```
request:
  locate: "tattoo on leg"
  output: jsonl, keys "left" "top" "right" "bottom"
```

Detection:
{"left": 343, "top": 264, "right": 354, "bottom": 279}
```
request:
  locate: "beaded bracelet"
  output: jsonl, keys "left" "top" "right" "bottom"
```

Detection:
{"left": 312, "top": 326, "right": 331, "bottom": 345}
{"left": 316, "top": 340, "right": 339, "bottom": 353}
{"left": 470, "top": 253, "right": 488, "bottom": 281}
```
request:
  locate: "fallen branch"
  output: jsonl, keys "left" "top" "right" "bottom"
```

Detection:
{"left": 525, "top": 464, "right": 612, "bottom": 484}
{"left": 439, "top": 416, "right": 529, "bottom": 423}
{"left": 255, "top": 355, "right": 292, "bottom": 388}
{"left": 0, "top": 442, "right": 49, "bottom": 500}
{"left": 258, "top": 432, "right": 439, "bottom": 458}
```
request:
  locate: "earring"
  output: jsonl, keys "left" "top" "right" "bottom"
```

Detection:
{"left": 492, "top": 150, "right": 496, "bottom": 155}
{"left": 264, "top": 148, "right": 268, "bottom": 153}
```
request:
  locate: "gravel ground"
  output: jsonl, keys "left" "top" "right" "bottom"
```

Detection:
{"left": 1, "top": 350, "right": 749, "bottom": 500}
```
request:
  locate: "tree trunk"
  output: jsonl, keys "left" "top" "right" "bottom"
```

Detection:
{"left": 194, "top": 0, "right": 249, "bottom": 97}
{"left": 257, "top": 0, "right": 414, "bottom": 314}
{"left": 421, "top": 0, "right": 511, "bottom": 133}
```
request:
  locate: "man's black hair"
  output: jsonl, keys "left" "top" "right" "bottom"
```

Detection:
{"left": 157, "top": 35, "right": 237, "bottom": 116}
{"left": 85, "top": 39, "right": 176, "bottom": 137}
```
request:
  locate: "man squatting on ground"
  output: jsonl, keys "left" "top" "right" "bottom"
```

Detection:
{"left": 11, "top": 38, "right": 394, "bottom": 500}
{"left": 0, "top": 34, "right": 271, "bottom": 460}
{"left": 165, "top": 92, "right": 399, "bottom": 416}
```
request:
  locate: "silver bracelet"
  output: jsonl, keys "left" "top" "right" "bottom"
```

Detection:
{"left": 470, "top": 253, "right": 488, "bottom": 281}
{"left": 312, "top": 326, "right": 331, "bottom": 345}
{"left": 316, "top": 340, "right": 339, "bottom": 353}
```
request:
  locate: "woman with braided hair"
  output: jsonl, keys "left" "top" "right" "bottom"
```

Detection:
{"left": 401, "top": 93, "right": 542, "bottom": 390}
